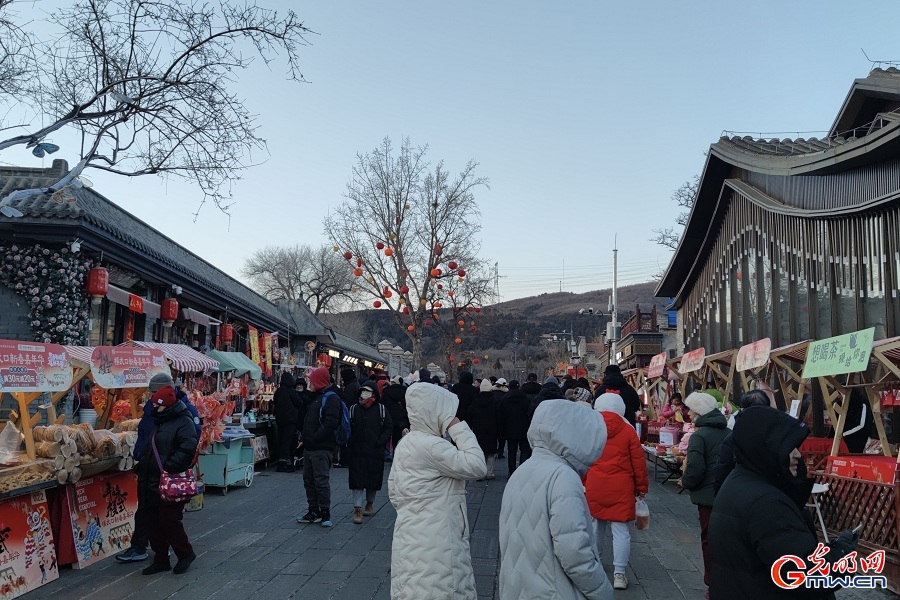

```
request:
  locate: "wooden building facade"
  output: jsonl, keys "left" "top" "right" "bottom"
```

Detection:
{"left": 657, "top": 69, "right": 900, "bottom": 352}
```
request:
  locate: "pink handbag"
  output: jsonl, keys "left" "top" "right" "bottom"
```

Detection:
{"left": 152, "top": 433, "right": 198, "bottom": 502}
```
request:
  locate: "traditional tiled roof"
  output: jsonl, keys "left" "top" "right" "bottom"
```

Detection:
{"left": 331, "top": 330, "right": 388, "bottom": 365}
{"left": 0, "top": 160, "right": 287, "bottom": 329}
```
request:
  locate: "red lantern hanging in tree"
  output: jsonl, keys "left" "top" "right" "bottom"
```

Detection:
{"left": 471, "top": 326, "right": 477, "bottom": 331}
{"left": 474, "top": 307, "right": 481, "bottom": 313}
{"left": 455, "top": 338, "right": 462, "bottom": 344}
{"left": 457, "top": 269, "right": 466, "bottom": 277}
{"left": 376, "top": 242, "right": 385, "bottom": 250}
{"left": 473, "top": 358, "right": 480, "bottom": 364}
{"left": 86, "top": 267, "right": 109, "bottom": 302}
{"left": 357, "top": 258, "right": 363, "bottom": 267}
{"left": 448, "top": 261, "right": 458, "bottom": 270}
{"left": 407, "top": 325, "right": 415, "bottom": 331}
{"left": 373, "top": 300, "right": 382, "bottom": 308}
{"left": 399, "top": 285, "right": 409, "bottom": 294}
{"left": 458, "top": 320, "right": 465, "bottom": 326}
{"left": 434, "top": 243, "right": 442, "bottom": 255}
{"left": 385, "top": 248, "right": 394, "bottom": 257}
{"left": 161, "top": 298, "right": 179, "bottom": 325}
{"left": 425, "top": 319, "right": 431, "bottom": 326}
{"left": 343, "top": 252, "right": 352, "bottom": 260}
{"left": 402, "top": 306, "right": 410, "bottom": 314}
{"left": 437, "top": 284, "right": 443, "bottom": 290}
{"left": 430, "top": 268, "right": 441, "bottom": 277}
{"left": 353, "top": 268, "right": 363, "bottom": 277}
{"left": 467, "top": 306, "right": 474, "bottom": 312}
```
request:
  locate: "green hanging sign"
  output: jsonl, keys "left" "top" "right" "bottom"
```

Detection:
{"left": 801, "top": 327, "right": 876, "bottom": 379}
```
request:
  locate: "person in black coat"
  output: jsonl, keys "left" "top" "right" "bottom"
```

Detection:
{"left": 136, "top": 386, "right": 199, "bottom": 575}
{"left": 711, "top": 389, "right": 771, "bottom": 493}
{"left": 842, "top": 388, "right": 875, "bottom": 453}
{"left": 298, "top": 367, "right": 343, "bottom": 526}
{"left": 492, "top": 378, "right": 510, "bottom": 459}
{"left": 451, "top": 371, "right": 477, "bottom": 422}
{"left": 527, "top": 376, "right": 564, "bottom": 418}
{"left": 273, "top": 372, "right": 304, "bottom": 472}
{"left": 500, "top": 380, "right": 531, "bottom": 474}
{"left": 381, "top": 377, "right": 409, "bottom": 455}
{"left": 468, "top": 379, "right": 500, "bottom": 479}
{"left": 709, "top": 406, "right": 859, "bottom": 599}
{"left": 594, "top": 364, "right": 641, "bottom": 427}
{"left": 521, "top": 373, "right": 542, "bottom": 400}
{"left": 348, "top": 382, "right": 393, "bottom": 524}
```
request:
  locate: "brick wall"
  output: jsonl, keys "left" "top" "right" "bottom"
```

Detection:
{"left": 0, "top": 282, "right": 34, "bottom": 341}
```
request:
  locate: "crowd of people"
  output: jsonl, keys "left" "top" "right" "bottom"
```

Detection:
{"left": 115, "top": 363, "right": 864, "bottom": 599}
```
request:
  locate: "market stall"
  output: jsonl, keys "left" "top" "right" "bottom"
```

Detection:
{"left": 666, "top": 348, "right": 705, "bottom": 398}
{"left": 700, "top": 349, "right": 736, "bottom": 401}
{"left": 768, "top": 340, "right": 811, "bottom": 414}
{"left": 735, "top": 338, "right": 772, "bottom": 395}
{"left": 642, "top": 352, "right": 670, "bottom": 443}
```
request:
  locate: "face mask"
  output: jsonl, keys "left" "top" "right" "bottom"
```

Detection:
{"left": 360, "top": 391, "right": 373, "bottom": 400}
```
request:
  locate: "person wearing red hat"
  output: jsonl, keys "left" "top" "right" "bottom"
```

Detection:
{"left": 297, "top": 367, "right": 344, "bottom": 527}
{"left": 135, "top": 385, "right": 199, "bottom": 576}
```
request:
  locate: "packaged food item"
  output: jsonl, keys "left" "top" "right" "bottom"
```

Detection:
{"left": 635, "top": 497, "right": 650, "bottom": 530}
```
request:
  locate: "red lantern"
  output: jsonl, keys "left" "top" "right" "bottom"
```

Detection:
{"left": 407, "top": 325, "right": 415, "bottom": 331}
{"left": 399, "top": 285, "right": 409, "bottom": 294}
{"left": 467, "top": 306, "right": 474, "bottom": 312}
{"left": 434, "top": 243, "right": 442, "bottom": 255}
{"left": 455, "top": 338, "right": 462, "bottom": 344}
{"left": 343, "top": 252, "right": 352, "bottom": 260}
{"left": 402, "top": 306, "right": 410, "bottom": 314}
{"left": 430, "top": 268, "right": 441, "bottom": 278}
{"left": 160, "top": 298, "right": 178, "bottom": 324}
{"left": 448, "top": 291, "right": 454, "bottom": 297}
{"left": 317, "top": 352, "right": 332, "bottom": 367}
{"left": 353, "top": 268, "right": 363, "bottom": 277}
{"left": 471, "top": 326, "right": 477, "bottom": 331}
{"left": 385, "top": 248, "right": 394, "bottom": 257}
{"left": 373, "top": 300, "right": 382, "bottom": 308}
{"left": 385, "top": 290, "right": 393, "bottom": 298}
{"left": 376, "top": 242, "right": 385, "bottom": 250}
{"left": 448, "top": 261, "right": 458, "bottom": 270}
{"left": 425, "top": 319, "right": 431, "bottom": 326}
{"left": 437, "top": 284, "right": 443, "bottom": 290}
{"left": 474, "top": 307, "right": 481, "bottom": 313}
{"left": 473, "top": 358, "right": 480, "bottom": 364}
{"left": 458, "top": 320, "right": 465, "bottom": 326}
{"left": 86, "top": 267, "right": 109, "bottom": 302}
{"left": 457, "top": 269, "right": 466, "bottom": 277}
{"left": 449, "top": 355, "right": 455, "bottom": 362}
{"left": 221, "top": 324, "right": 233, "bottom": 344}
{"left": 434, "top": 302, "right": 443, "bottom": 308}
{"left": 357, "top": 258, "right": 363, "bottom": 267}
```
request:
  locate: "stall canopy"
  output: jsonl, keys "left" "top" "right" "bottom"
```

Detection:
{"left": 120, "top": 341, "right": 218, "bottom": 374}
{"left": 207, "top": 350, "right": 262, "bottom": 380}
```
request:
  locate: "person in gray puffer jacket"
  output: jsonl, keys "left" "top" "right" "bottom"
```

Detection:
{"left": 499, "top": 399, "right": 613, "bottom": 600}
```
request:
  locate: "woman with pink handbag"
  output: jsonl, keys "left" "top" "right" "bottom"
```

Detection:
{"left": 136, "top": 385, "right": 199, "bottom": 576}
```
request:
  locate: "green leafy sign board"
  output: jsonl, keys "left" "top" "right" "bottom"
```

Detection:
{"left": 801, "top": 328, "right": 876, "bottom": 379}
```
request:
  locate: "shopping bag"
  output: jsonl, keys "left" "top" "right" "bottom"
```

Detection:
{"left": 635, "top": 497, "right": 650, "bottom": 530}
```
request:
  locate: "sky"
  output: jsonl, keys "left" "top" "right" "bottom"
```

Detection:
{"left": 9, "top": 1, "right": 900, "bottom": 302}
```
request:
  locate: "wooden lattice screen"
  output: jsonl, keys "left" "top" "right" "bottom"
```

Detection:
{"left": 816, "top": 472, "right": 899, "bottom": 559}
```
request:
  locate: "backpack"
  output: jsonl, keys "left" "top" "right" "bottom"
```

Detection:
{"left": 320, "top": 391, "right": 351, "bottom": 446}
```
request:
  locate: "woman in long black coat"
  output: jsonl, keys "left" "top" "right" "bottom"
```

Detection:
{"left": 467, "top": 379, "right": 500, "bottom": 479}
{"left": 136, "top": 386, "right": 199, "bottom": 575}
{"left": 348, "top": 382, "right": 393, "bottom": 524}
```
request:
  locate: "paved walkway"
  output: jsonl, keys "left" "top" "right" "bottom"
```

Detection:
{"left": 38, "top": 457, "right": 893, "bottom": 599}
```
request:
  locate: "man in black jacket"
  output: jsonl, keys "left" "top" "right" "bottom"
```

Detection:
{"left": 521, "top": 373, "right": 542, "bottom": 401}
{"left": 451, "top": 371, "right": 477, "bottom": 422}
{"left": 527, "top": 376, "right": 564, "bottom": 417}
{"left": 500, "top": 380, "right": 531, "bottom": 474}
{"left": 594, "top": 364, "right": 641, "bottom": 427}
{"left": 381, "top": 376, "right": 408, "bottom": 457}
{"left": 711, "top": 389, "right": 771, "bottom": 493}
{"left": 297, "top": 367, "right": 342, "bottom": 527}
{"left": 273, "top": 372, "right": 304, "bottom": 472}
{"left": 709, "top": 407, "right": 858, "bottom": 599}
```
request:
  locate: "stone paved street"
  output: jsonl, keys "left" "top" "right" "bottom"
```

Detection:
{"left": 38, "top": 457, "right": 894, "bottom": 599}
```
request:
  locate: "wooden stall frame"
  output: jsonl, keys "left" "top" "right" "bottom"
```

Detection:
{"left": 769, "top": 340, "right": 812, "bottom": 414}
{"left": 666, "top": 352, "right": 705, "bottom": 398}
{"left": 701, "top": 349, "right": 736, "bottom": 401}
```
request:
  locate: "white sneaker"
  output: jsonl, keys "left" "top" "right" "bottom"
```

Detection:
{"left": 613, "top": 573, "right": 628, "bottom": 590}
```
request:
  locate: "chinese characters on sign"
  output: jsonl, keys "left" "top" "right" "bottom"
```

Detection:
{"left": 0, "top": 340, "right": 72, "bottom": 393}
{"left": 802, "top": 328, "right": 876, "bottom": 379}
{"left": 647, "top": 352, "right": 667, "bottom": 380}
{"left": 772, "top": 543, "right": 887, "bottom": 591}
{"left": 736, "top": 338, "right": 772, "bottom": 372}
{"left": 66, "top": 472, "right": 138, "bottom": 569}
{"left": 679, "top": 348, "right": 706, "bottom": 374}
{"left": 248, "top": 326, "right": 260, "bottom": 364}
{"left": 89, "top": 347, "right": 170, "bottom": 389}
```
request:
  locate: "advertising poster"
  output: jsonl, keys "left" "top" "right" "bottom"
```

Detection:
{"left": 67, "top": 472, "right": 138, "bottom": 569}
{"left": 647, "top": 352, "right": 667, "bottom": 379}
{"left": 736, "top": 338, "right": 771, "bottom": 372}
{"left": 0, "top": 490, "right": 59, "bottom": 598}
{"left": 90, "top": 346, "right": 169, "bottom": 389}
{"left": 680, "top": 348, "right": 706, "bottom": 374}
{"left": 0, "top": 340, "right": 72, "bottom": 393}
{"left": 802, "top": 328, "right": 876, "bottom": 379}
{"left": 248, "top": 326, "right": 260, "bottom": 364}
{"left": 263, "top": 333, "right": 273, "bottom": 377}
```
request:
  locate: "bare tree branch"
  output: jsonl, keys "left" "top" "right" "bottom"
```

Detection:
{"left": 651, "top": 174, "right": 699, "bottom": 250}
{"left": 0, "top": 0, "right": 314, "bottom": 218}
{"left": 324, "top": 137, "right": 491, "bottom": 368}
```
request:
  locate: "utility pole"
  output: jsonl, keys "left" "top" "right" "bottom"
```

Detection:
{"left": 609, "top": 239, "right": 620, "bottom": 366}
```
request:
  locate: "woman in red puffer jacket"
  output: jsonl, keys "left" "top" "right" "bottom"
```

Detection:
{"left": 584, "top": 392, "right": 649, "bottom": 591}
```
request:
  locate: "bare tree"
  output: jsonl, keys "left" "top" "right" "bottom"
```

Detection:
{"left": 427, "top": 262, "right": 493, "bottom": 374}
{"left": 0, "top": 0, "right": 313, "bottom": 218}
{"left": 241, "top": 244, "right": 354, "bottom": 314}
{"left": 325, "top": 137, "right": 491, "bottom": 368}
{"left": 319, "top": 311, "right": 370, "bottom": 342}
{"left": 651, "top": 174, "right": 700, "bottom": 250}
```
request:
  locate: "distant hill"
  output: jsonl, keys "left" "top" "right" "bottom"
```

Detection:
{"left": 324, "top": 281, "right": 667, "bottom": 373}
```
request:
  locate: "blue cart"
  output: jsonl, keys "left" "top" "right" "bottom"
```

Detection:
{"left": 197, "top": 437, "right": 255, "bottom": 495}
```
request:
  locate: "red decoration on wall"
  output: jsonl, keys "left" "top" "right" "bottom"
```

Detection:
{"left": 86, "top": 267, "right": 109, "bottom": 299}
{"left": 160, "top": 298, "right": 178, "bottom": 324}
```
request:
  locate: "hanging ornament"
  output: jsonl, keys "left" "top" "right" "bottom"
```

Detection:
{"left": 430, "top": 268, "right": 441, "bottom": 277}
{"left": 467, "top": 306, "right": 474, "bottom": 312}
{"left": 399, "top": 285, "right": 409, "bottom": 294}
{"left": 332, "top": 246, "right": 340, "bottom": 253}
{"left": 351, "top": 286, "right": 358, "bottom": 293}
{"left": 458, "top": 277, "right": 464, "bottom": 282}
{"left": 367, "top": 277, "right": 375, "bottom": 283}
{"left": 389, "top": 233, "right": 396, "bottom": 240}
{"left": 484, "top": 354, "right": 489, "bottom": 360}
{"left": 458, "top": 320, "right": 465, "bottom": 326}
{"left": 437, "top": 284, "right": 443, "bottom": 290}
{"left": 434, "top": 302, "right": 443, "bottom": 308}
{"left": 373, "top": 300, "right": 382, "bottom": 308}
{"left": 402, "top": 306, "right": 410, "bottom": 314}
{"left": 434, "top": 243, "right": 442, "bottom": 255}
{"left": 353, "top": 268, "right": 363, "bottom": 277}
{"left": 455, "top": 338, "right": 462, "bottom": 344}
{"left": 471, "top": 326, "right": 477, "bottom": 331}
{"left": 457, "top": 269, "right": 466, "bottom": 277}
{"left": 385, "top": 248, "right": 394, "bottom": 256}
{"left": 376, "top": 242, "right": 385, "bottom": 250}
{"left": 357, "top": 257, "right": 363, "bottom": 267}
{"left": 432, "top": 313, "right": 439, "bottom": 319}
{"left": 385, "top": 290, "right": 393, "bottom": 298}
{"left": 399, "top": 297, "right": 406, "bottom": 304}
{"left": 473, "top": 358, "right": 480, "bottom": 364}
{"left": 420, "top": 299, "right": 427, "bottom": 305}
{"left": 449, "top": 355, "right": 455, "bottom": 362}
{"left": 407, "top": 325, "right": 415, "bottom": 331}
{"left": 343, "top": 252, "right": 353, "bottom": 260}
{"left": 404, "top": 203, "right": 410, "bottom": 210}
{"left": 448, "top": 261, "right": 458, "bottom": 270}
{"left": 425, "top": 320, "right": 431, "bottom": 326}
{"left": 474, "top": 307, "right": 481, "bottom": 313}
{"left": 448, "top": 291, "right": 455, "bottom": 297}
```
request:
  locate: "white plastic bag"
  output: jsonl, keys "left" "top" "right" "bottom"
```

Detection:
{"left": 635, "top": 497, "right": 650, "bottom": 530}
{"left": 0, "top": 421, "right": 23, "bottom": 465}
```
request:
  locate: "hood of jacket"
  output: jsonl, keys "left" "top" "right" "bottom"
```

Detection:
{"left": 537, "top": 380, "right": 563, "bottom": 399}
{"left": 406, "top": 382, "right": 458, "bottom": 437}
{"left": 601, "top": 373, "right": 629, "bottom": 392}
{"left": 527, "top": 399, "right": 606, "bottom": 477}
{"left": 151, "top": 401, "right": 189, "bottom": 424}
{"left": 733, "top": 406, "right": 810, "bottom": 492}
{"left": 459, "top": 371, "right": 474, "bottom": 385}
{"left": 279, "top": 372, "right": 295, "bottom": 388}
{"left": 694, "top": 408, "right": 728, "bottom": 429}
{"left": 503, "top": 388, "right": 527, "bottom": 403}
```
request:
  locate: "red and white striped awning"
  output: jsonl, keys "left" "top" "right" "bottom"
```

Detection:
{"left": 64, "top": 345, "right": 94, "bottom": 366}
{"left": 122, "top": 341, "right": 219, "bottom": 374}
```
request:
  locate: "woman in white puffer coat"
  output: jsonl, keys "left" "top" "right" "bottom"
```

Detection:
{"left": 499, "top": 399, "right": 614, "bottom": 600}
{"left": 388, "top": 382, "right": 487, "bottom": 600}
